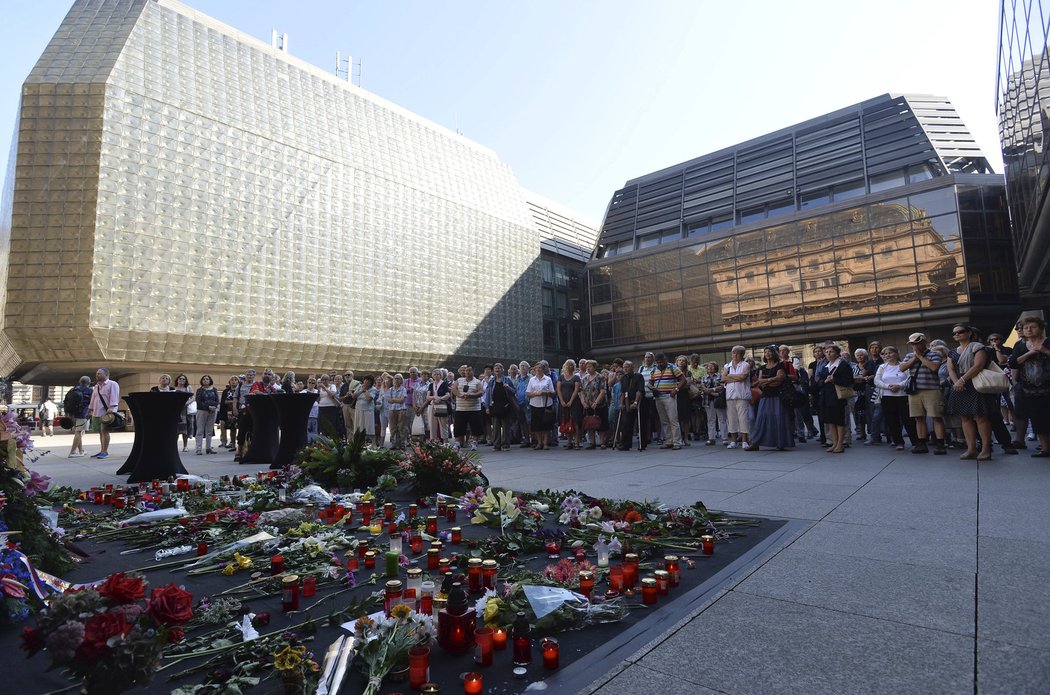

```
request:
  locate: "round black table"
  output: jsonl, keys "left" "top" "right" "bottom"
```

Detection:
{"left": 271, "top": 392, "right": 317, "bottom": 469}
{"left": 115, "top": 396, "right": 145, "bottom": 475}
{"left": 241, "top": 393, "right": 279, "bottom": 465}
{"left": 123, "top": 392, "right": 189, "bottom": 483}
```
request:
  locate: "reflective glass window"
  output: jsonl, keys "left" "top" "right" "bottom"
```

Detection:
{"left": 638, "top": 232, "right": 661, "bottom": 249}
{"left": 833, "top": 180, "right": 866, "bottom": 201}
{"left": 908, "top": 188, "right": 957, "bottom": 219}
{"left": 661, "top": 228, "right": 682, "bottom": 244}
{"left": 542, "top": 288, "right": 554, "bottom": 313}
{"left": 906, "top": 164, "right": 933, "bottom": 183}
{"left": 767, "top": 199, "right": 795, "bottom": 219}
{"left": 686, "top": 219, "right": 709, "bottom": 237}
{"left": 916, "top": 212, "right": 960, "bottom": 244}
{"left": 801, "top": 189, "right": 830, "bottom": 209}
{"left": 739, "top": 207, "right": 765, "bottom": 224}
{"left": 870, "top": 170, "right": 905, "bottom": 193}
{"left": 711, "top": 216, "right": 733, "bottom": 232}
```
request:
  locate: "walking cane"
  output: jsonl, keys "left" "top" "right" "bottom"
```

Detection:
{"left": 612, "top": 407, "right": 622, "bottom": 449}
{"left": 637, "top": 403, "right": 643, "bottom": 452}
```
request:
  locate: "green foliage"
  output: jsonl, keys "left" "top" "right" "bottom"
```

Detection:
{"left": 0, "top": 469, "right": 75, "bottom": 575}
{"left": 294, "top": 430, "right": 403, "bottom": 490}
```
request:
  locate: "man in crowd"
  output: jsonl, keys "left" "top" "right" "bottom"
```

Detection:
{"left": 66, "top": 375, "right": 93, "bottom": 458}
{"left": 648, "top": 352, "right": 685, "bottom": 450}
{"left": 899, "top": 333, "right": 947, "bottom": 455}
{"left": 452, "top": 364, "right": 483, "bottom": 450}
{"left": 618, "top": 360, "right": 645, "bottom": 451}
{"left": 638, "top": 352, "right": 658, "bottom": 449}
{"left": 233, "top": 369, "right": 257, "bottom": 461}
{"left": 86, "top": 367, "right": 119, "bottom": 459}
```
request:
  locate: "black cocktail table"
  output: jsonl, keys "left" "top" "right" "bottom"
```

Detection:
{"left": 241, "top": 393, "right": 279, "bottom": 465}
{"left": 123, "top": 392, "right": 189, "bottom": 483}
{"left": 271, "top": 392, "right": 317, "bottom": 469}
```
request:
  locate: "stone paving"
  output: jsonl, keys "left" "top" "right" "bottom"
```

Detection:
{"left": 30, "top": 431, "right": 1050, "bottom": 694}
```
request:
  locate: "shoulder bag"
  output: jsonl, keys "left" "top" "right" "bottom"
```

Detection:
{"left": 582, "top": 408, "right": 601, "bottom": 431}
{"left": 832, "top": 364, "right": 854, "bottom": 400}
{"left": 97, "top": 387, "right": 126, "bottom": 430}
{"left": 972, "top": 361, "right": 1011, "bottom": 394}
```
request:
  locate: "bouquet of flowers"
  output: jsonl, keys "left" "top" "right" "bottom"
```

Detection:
{"left": 1, "top": 523, "right": 33, "bottom": 622}
{"left": 399, "top": 443, "right": 485, "bottom": 495}
{"left": 21, "top": 571, "right": 194, "bottom": 695}
{"left": 353, "top": 606, "right": 435, "bottom": 695}
{"left": 273, "top": 639, "right": 321, "bottom": 695}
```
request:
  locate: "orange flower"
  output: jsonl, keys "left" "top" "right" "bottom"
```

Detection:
{"left": 623, "top": 510, "right": 643, "bottom": 524}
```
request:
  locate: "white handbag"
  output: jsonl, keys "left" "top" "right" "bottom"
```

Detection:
{"left": 411, "top": 414, "right": 426, "bottom": 436}
{"left": 972, "top": 362, "right": 1010, "bottom": 394}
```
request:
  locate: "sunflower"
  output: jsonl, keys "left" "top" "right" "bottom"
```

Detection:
{"left": 389, "top": 603, "right": 413, "bottom": 621}
{"left": 273, "top": 645, "right": 307, "bottom": 671}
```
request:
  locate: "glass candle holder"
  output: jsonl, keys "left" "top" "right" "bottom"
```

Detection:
{"left": 451, "top": 527, "right": 462, "bottom": 544}
{"left": 481, "top": 559, "right": 498, "bottom": 591}
{"left": 362, "top": 511, "right": 372, "bottom": 527}
{"left": 196, "top": 542, "right": 208, "bottom": 557}
{"left": 406, "top": 567, "right": 423, "bottom": 597}
{"left": 420, "top": 580, "right": 435, "bottom": 615}
{"left": 492, "top": 626, "right": 508, "bottom": 650}
{"left": 474, "top": 627, "right": 493, "bottom": 666}
{"left": 623, "top": 553, "right": 639, "bottom": 589}
{"left": 384, "top": 502, "right": 395, "bottom": 521}
{"left": 302, "top": 575, "right": 316, "bottom": 597}
{"left": 437, "top": 499, "right": 448, "bottom": 516}
{"left": 578, "top": 570, "right": 595, "bottom": 597}
{"left": 664, "top": 555, "right": 680, "bottom": 587}
{"left": 409, "top": 503, "right": 418, "bottom": 518}
{"left": 364, "top": 551, "right": 377, "bottom": 569}
{"left": 542, "top": 638, "right": 560, "bottom": 670}
{"left": 654, "top": 570, "right": 670, "bottom": 595}
{"left": 701, "top": 534, "right": 715, "bottom": 555}
{"left": 411, "top": 530, "right": 424, "bottom": 554}
{"left": 467, "top": 558, "right": 483, "bottom": 594}
{"left": 641, "top": 577, "right": 658, "bottom": 605}
{"left": 427, "top": 548, "right": 441, "bottom": 569}
{"left": 608, "top": 565, "right": 624, "bottom": 592}
{"left": 369, "top": 522, "right": 383, "bottom": 536}
{"left": 409, "top": 645, "right": 430, "bottom": 689}
{"left": 446, "top": 506, "right": 457, "bottom": 523}
{"left": 281, "top": 575, "right": 300, "bottom": 612}
{"left": 426, "top": 516, "right": 439, "bottom": 534}
{"left": 270, "top": 554, "right": 285, "bottom": 575}
{"left": 463, "top": 672, "right": 482, "bottom": 694}
{"left": 390, "top": 533, "right": 403, "bottom": 556}
{"left": 347, "top": 557, "right": 359, "bottom": 572}
{"left": 385, "top": 579, "right": 404, "bottom": 615}
{"left": 545, "top": 540, "right": 561, "bottom": 559}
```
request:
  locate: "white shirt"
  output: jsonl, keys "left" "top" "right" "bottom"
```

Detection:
{"left": 317, "top": 383, "right": 339, "bottom": 407}
{"left": 527, "top": 375, "right": 554, "bottom": 408}
{"left": 874, "top": 363, "right": 908, "bottom": 398}
{"left": 724, "top": 360, "right": 751, "bottom": 401}
{"left": 455, "top": 377, "right": 483, "bottom": 411}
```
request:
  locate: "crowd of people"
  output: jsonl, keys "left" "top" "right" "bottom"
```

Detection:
{"left": 58, "top": 316, "right": 1050, "bottom": 462}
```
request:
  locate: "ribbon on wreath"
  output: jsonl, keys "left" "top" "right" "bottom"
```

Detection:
{"left": 11, "top": 550, "right": 103, "bottom": 602}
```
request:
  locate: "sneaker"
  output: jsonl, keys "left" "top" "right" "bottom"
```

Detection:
{"left": 706, "top": 439, "right": 715, "bottom": 446}
{"left": 470, "top": 442, "right": 478, "bottom": 451}
{"left": 206, "top": 449, "right": 217, "bottom": 454}
{"left": 895, "top": 445, "right": 904, "bottom": 451}
{"left": 726, "top": 441, "right": 738, "bottom": 449}
{"left": 96, "top": 452, "right": 109, "bottom": 459}
{"left": 911, "top": 444, "right": 929, "bottom": 454}
{"left": 68, "top": 452, "right": 84, "bottom": 458}
{"left": 934, "top": 445, "right": 947, "bottom": 455}
{"left": 196, "top": 450, "right": 203, "bottom": 455}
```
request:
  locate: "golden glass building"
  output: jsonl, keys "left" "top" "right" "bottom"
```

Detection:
{"left": 0, "top": 0, "right": 579, "bottom": 388}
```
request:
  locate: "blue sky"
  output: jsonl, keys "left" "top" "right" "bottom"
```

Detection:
{"left": 2, "top": 0, "right": 1002, "bottom": 221}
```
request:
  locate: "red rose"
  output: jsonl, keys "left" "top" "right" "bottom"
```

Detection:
{"left": 20, "top": 626, "right": 45, "bottom": 657}
{"left": 167, "top": 627, "right": 185, "bottom": 644}
{"left": 97, "top": 572, "right": 146, "bottom": 604}
{"left": 76, "top": 612, "right": 131, "bottom": 661}
{"left": 251, "top": 612, "right": 270, "bottom": 629}
{"left": 146, "top": 584, "right": 194, "bottom": 626}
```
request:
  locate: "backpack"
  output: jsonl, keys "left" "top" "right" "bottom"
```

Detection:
{"left": 62, "top": 387, "right": 83, "bottom": 416}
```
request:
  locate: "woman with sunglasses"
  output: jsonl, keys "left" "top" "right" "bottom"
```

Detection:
{"left": 946, "top": 325, "right": 996, "bottom": 460}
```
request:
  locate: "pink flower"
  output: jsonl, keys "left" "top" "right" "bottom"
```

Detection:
{"left": 24, "top": 470, "right": 51, "bottom": 496}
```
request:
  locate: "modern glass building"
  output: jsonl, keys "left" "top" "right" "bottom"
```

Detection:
{"left": 588, "top": 94, "right": 1017, "bottom": 359}
{"left": 0, "top": 0, "right": 598, "bottom": 388}
{"left": 997, "top": 1, "right": 1050, "bottom": 302}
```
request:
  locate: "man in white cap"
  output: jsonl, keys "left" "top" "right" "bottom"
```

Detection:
{"left": 898, "top": 333, "right": 947, "bottom": 455}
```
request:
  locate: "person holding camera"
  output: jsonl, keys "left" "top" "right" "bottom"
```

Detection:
{"left": 86, "top": 367, "right": 119, "bottom": 459}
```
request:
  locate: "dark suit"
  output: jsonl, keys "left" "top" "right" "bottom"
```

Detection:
{"left": 618, "top": 372, "right": 646, "bottom": 449}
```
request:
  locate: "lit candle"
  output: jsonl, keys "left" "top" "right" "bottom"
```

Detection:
{"left": 384, "top": 502, "right": 395, "bottom": 521}
{"left": 542, "top": 638, "right": 560, "bottom": 670}
{"left": 411, "top": 530, "right": 424, "bottom": 554}
{"left": 409, "top": 503, "right": 418, "bottom": 518}
{"left": 654, "top": 570, "right": 670, "bottom": 595}
{"left": 302, "top": 575, "right": 316, "bottom": 597}
{"left": 463, "top": 672, "right": 482, "bottom": 694}
{"left": 545, "top": 540, "right": 561, "bottom": 559}
{"left": 451, "top": 527, "right": 462, "bottom": 544}
{"left": 492, "top": 627, "right": 508, "bottom": 650}
{"left": 701, "top": 534, "right": 715, "bottom": 555}
{"left": 481, "top": 559, "right": 498, "bottom": 591}
{"left": 664, "top": 555, "right": 680, "bottom": 587}
{"left": 608, "top": 565, "right": 624, "bottom": 592}
{"left": 421, "top": 683, "right": 441, "bottom": 694}
{"left": 578, "top": 570, "right": 595, "bottom": 598}
{"left": 474, "top": 627, "right": 493, "bottom": 666}
{"left": 390, "top": 533, "right": 402, "bottom": 556}
{"left": 364, "top": 551, "right": 376, "bottom": 569}
{"left": 426, "top": 515, "right": 439, "bottom": 534}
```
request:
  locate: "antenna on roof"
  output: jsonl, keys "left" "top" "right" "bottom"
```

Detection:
{"left": 336, "top": 51, "right": 363, "bottom": 87}
{"left": 271, "top": 30, "right": 289, "bottom": 53}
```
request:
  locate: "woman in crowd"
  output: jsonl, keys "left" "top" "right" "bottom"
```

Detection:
{"left": 821, "top": 345, "right": 852, "bottom": 454}
{"left": 932, "top": 343, "right": 964, "bottom": 448}
{"left": 316, "top": 373, "right": 341, "bottom": 438}
{"left": 580, "top": 359, "right": 608, "bottom": 449}
{"left": 674, "top": 355, "right": 696, "bottom": 446}
{"left": 386, "top": 373, "right": 408, "bottom": 449}
{"left": 352, "top": 376, "right": 377, "bottom": 443}
{"left": 174, "top": 373, "right": 194, "bottom": 452}
{"left": 303, "top": 376, "right": 319, "bottom": 442}
{"left": 606, "top": 366, "right": 622, "bottom": 448}
{"left": 686, "top": 354, "right": 706, "bottom": 441}
{"left": 853, "top": 349, "right": 875, "bottom": 441}
{"left": 281, "top": 371, "right": 296, "bottom": 394}
{"left": 427, "top": 368, "right": 452, "bottom": 443}
{"left": 152, "top": 374, "right": 174, "bottom": 392}
{"left": 194, "top": 374, "right": 220, "bottom": 455}
{"left": 873, "top": 346, "right": 916, "bottom": 451}
{"left": 527, "top": 363, "right": 556, "bottom": 450}
{"left": 747, "top": 346, "right": 794, "bottom": 451}
{"left": 515, "top": 361, "right": 532, "bottom": 447}
{"left": 218, "top": 376, "right": 238, "bottom": 449}
{"left": 1009, "top": 316, "right": 1050, "bottom": 456}
{"left": 375, "top": 373, "right": 391, "bottom": 445}
{"left": 558, "top": 359, "right": 583, "bottom": 449}
{"left": 947, "top": 325, "right": 996, "bottom": 460}
{"left": 701, "top": 361, "right": 728, "bottom": 445}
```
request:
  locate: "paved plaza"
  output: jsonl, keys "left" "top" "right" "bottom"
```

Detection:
{"left": 32, "top": 432, "right": 1050, "bottom": 694}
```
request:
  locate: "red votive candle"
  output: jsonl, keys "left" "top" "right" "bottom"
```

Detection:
{"left": 492, "top": 627, "right": 508, "bottom": 650}
{"left": 409, "top": 646, "right": 430, "bottom": 689}
{"left": 664, "top": 555, "right": 680, "bottom": 587}
{"left": 474, "top": 627, "right": 493, "bottom": 666}
{"left": 608, "top": 565, "right": 624, "bottom": 592}
{"left": 701, "top": 534, "right": 715, "bottom": 555}
{"left": 364, "top": 550, "right": 376, "bottom": 569}
{"left": 622, "top": 553, "right": 639, "bottom": 589}
{"left": 426, "top": 516, "right": 438, "bottom": 534}
{"left": 447, "top": 506, "right": 457, "bottom": 523}
{"left": 579, "top": 570, "right": 595, "bottom": 597}
{"left": 641, "top": 577, "right": 658, "bottom": 605}
{"left": 411, "top": 530, "right": 424, "bottom": 554}
{"left": 196, "top": 542, "right": 208, "bottom": 556}
{"left": 545, "top": 540, "right": 561, "bottom": 559}
{"left": 384, "top": 502, "right": 395, "bottom": 521}
{"left": 427, "top": 548, "right": 441, "bottom": 569}
{"left": 467, "top": 558, "right": 483, "bottom": 594}
{"left": 270, "top": 554, "right": 285, "bottom": 575}
{"left": 281, "top": 575, "right": 300, "bottom": 612}
{"left": 481, "top": 559, "right": 498, "bottom": 591}
{"left": 542, "top": 638, "right": 560, "bottom": 669}
{"left": 409, "top": 503, "right": 418, "bottom": 518}
{"left": 463, "top": 672, "right": 482, "bottom": 694}
{"left": 451, "top": 527, "right": 462, "bottom": 544}
{"left": 358, "top": 544, "right": 369, "bottom": 558}
{"left": 437, "top": 500, "right": 448, "bottom": 516}
{"left": 654, "top": 570, "right": 670, "bottom": 595}
{"left": 347, "top": 557, "right": 359, "bottom": 572}
{"left": 302, "top": 575, "right": 316, "bottom": 597}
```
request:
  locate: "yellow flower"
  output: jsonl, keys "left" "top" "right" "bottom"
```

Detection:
{"left": 483, "top": 597, "right": 502, "bottom": 624}
{"left": 221, "top": 563, "right": 236, "bottom": 576}
{"left": 354, "top": 615, "right": 375, "bottom": 634}
{"left": 273, "top": 645, "right": 307, "bottom": 671}
{"left": 234, "top": 552, "right": 252, "bottom": 569}
{"left": 390, "top": 603, "right": 413, "bottom": 621}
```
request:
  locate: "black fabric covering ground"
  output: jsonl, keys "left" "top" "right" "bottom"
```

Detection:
{"left": 0, "top": 502, "right": 783, "bottom": 695}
